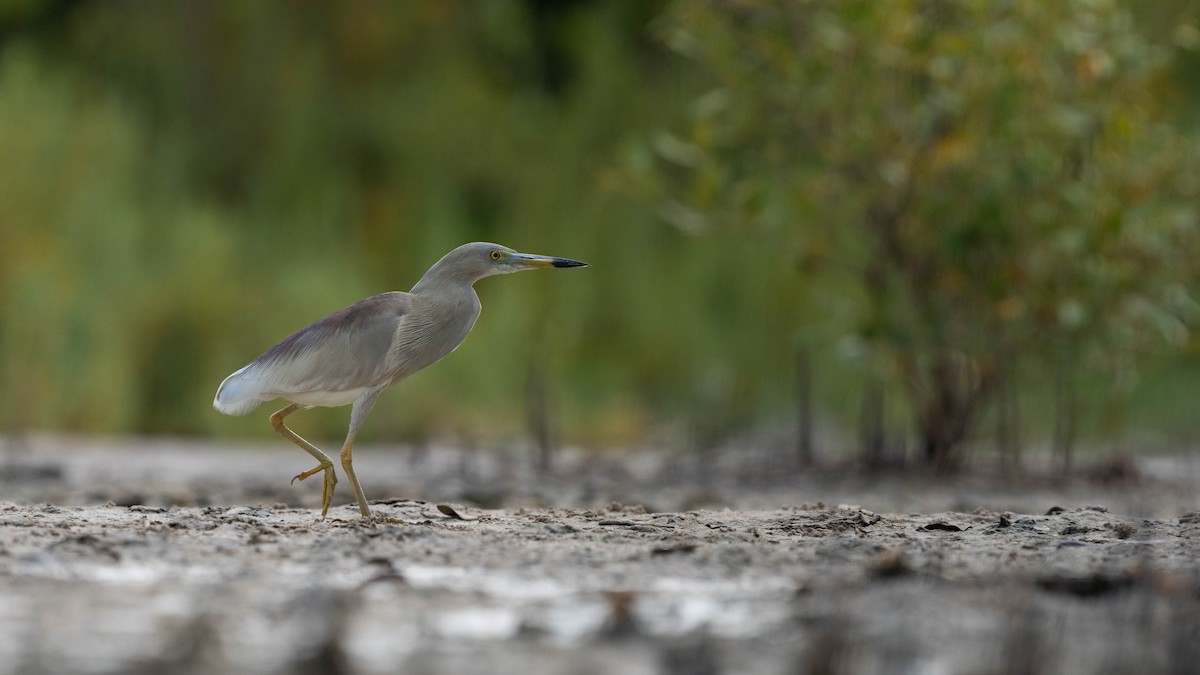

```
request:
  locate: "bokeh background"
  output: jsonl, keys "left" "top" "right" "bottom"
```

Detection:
{"left": 1, "top": 0, "right": 1198, "bottom": 469}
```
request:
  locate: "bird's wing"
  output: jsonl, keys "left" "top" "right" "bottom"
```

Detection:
{"left": 234, "top": 291, "right": 417, "bottom": 398}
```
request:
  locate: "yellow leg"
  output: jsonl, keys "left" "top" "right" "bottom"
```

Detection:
{"left": 270, "top": 404, "right": 337, "bottom": 518}
{"left": 340, "top": 440, "right": 372, "bottom": 518}
{"left": 338, "top": 390, "right": 382, "bottom": 520}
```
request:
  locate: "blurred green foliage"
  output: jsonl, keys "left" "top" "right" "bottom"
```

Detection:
{"left": 639, "top": 0, "right": 1200, "bottom": 463}
{"left": 0, "top": 0, "right": 1198, "bottom": 457}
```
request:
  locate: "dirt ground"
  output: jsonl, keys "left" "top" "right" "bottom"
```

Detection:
{"left": 1, "top": 435, "right": 1199, "bottom": 674}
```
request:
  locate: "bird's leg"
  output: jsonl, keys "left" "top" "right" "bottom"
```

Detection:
{"left": 342, "top": 391, "right": 381, "bottom": 519}
{"left": 340, "top": 439, "right": 370, "bottom": 518}
{"left": 270, "top": 403, "right": 338, "bottom": 518}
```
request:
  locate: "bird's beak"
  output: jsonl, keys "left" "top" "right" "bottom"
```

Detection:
{"left": 512, "top": 253, "right": 589, "bottom": 269}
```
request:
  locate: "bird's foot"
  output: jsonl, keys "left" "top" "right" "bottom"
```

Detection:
{"left": 319, "top": 466, "right": 337, "bottom": 518}
{"left": 289, "top": 462, "right": 337, "bottom": 519}
{"left": 291, "top": 462, "right": 330, "bottom": 484}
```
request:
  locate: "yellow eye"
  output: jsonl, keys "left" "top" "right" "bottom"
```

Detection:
{"left": 490, "top": 250, "right": 502, "bottom": 261}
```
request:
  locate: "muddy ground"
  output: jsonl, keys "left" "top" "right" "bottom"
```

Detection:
{"left": 1, "top": 435, "right": 1199, "bottom": 674}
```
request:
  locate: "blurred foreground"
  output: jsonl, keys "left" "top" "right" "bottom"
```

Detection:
{"left": 1, "top": 437, "right": 1198, "bottom": 674}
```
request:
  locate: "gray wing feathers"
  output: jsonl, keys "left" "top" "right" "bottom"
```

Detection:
{"left": 214, "top": 293, "right": 415, "bottom": 412}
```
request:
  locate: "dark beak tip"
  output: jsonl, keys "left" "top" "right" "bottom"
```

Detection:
{"left": 552, "top": 259, "right": 588, "bottom": 268}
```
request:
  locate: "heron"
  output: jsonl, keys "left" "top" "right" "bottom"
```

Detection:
{"left": 213, "top": 242, "right": 587, "bottom": 519}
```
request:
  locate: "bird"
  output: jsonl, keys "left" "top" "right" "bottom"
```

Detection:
{"left": 213, "top": 242, "right": 587, "bottom": 519}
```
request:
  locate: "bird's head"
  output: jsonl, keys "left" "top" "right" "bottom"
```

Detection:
{"left": 481, "top": 243, "right": 588, "bottom": 275}
{"left": 414, "top": 242, "right": 588, "bottom": 291}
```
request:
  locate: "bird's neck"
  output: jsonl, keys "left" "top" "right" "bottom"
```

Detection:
{"left": 410, "top": 262, "right": 480, "bottom": 296}
{"left": 410, "top": 276, "right": 483, "bottom": 340}
{"left": 410, "top": 273, "right": 479, "bottom": 308}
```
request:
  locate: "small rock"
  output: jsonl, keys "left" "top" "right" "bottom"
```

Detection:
{"left": 225, "top": 506, "right": 270, "bottom": 518}
{"left": 1107, "top": 522, "right": 1137, "bottom": 539}
{"left": 854, "top": 511, "right": 881, "bottom": 526}
{"left": 918, "top": 521, "right": 967, "bottom": 532}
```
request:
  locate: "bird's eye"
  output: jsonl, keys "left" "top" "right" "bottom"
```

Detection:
{"left": 490, "top": 250, "right": 502, "bottom": 261}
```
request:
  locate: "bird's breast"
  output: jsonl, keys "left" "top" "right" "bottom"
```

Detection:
{"left": 384, "top": 293, "right": 481, "bottom": 384}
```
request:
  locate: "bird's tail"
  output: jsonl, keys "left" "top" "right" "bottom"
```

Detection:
{"left": 213, "top": 366, "right": 264, "bottom": 416}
